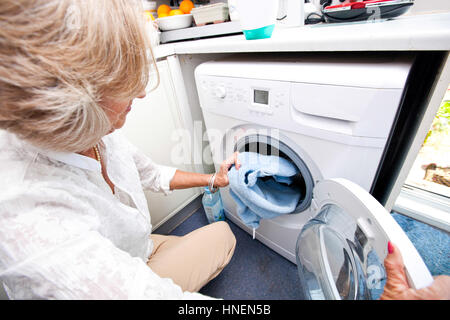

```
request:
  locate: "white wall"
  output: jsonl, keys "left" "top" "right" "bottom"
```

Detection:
{"left": 406, "top": 0, "right": 450, "bottom": 15}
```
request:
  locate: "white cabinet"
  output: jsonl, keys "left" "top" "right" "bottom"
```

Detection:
{"left": 121, "top": 58, "right": 200, "bottom": 230}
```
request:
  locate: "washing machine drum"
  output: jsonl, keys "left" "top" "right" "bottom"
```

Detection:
{"left": 234, "top": 134, "right": 315, "bottom": 214}
{"left": 295, "top": 179, "right": 434, "bottom": 300}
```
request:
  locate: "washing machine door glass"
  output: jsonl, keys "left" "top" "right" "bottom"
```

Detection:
{"left": 295, "top": 178, "right": 433, "bottom": 300}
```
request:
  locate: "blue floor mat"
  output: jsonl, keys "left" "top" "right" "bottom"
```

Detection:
{"left": 391, "top": 212, "right": 450, "bottom": 277}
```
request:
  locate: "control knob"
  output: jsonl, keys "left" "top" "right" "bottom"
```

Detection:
{"left": 214, "top": 86, "right": 226, "bottom": 99}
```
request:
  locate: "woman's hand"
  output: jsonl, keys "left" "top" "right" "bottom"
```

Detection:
{"left": 380, "top": 242, "right": 450, "bottom": 300}
{"left": 214, "top": 152, "right": 241, "bottom": 188}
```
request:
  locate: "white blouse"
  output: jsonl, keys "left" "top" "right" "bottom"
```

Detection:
{"left": 0, "top": 130, "right": 211, "bottom": 299}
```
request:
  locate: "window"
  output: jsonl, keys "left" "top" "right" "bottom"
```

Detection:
{"left": 393, "top": 85, "right": 450, "bottom": 232}
{"left": 405, "top": 90, "right": 450, "bottom": 197}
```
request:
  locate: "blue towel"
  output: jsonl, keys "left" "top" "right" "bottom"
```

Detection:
{"left": 227, "top": 152, "right": 301, "bottom": 230}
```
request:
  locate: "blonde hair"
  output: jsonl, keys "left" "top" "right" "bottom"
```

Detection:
{"left": 0, "top": 0, "right": 157, "bottom": 152}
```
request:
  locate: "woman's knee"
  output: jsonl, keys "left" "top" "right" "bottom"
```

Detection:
{"left": 211, "top": 221, "right": 236, "bottom": 252}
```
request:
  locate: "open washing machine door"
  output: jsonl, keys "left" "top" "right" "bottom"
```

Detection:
{"left": 295, "top": 178, "right": 433, "bottom": 300}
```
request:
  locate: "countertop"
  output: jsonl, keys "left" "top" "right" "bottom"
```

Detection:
{"left": 153, "top": 11, "right": 450, "bottom": 59}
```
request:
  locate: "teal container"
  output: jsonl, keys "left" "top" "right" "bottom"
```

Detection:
{"left": 202, "top": 187, "right": 225, "bottom": 224}
{"left": 243, "top": 24, "right": 275, "bottom": 40}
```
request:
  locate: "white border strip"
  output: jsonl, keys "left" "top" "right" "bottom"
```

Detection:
{"left": 392, "top": 185, "right": 450, "bottom": 232}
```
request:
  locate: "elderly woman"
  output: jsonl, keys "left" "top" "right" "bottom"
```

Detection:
{"left": 0, "top": 0, "right": 238, "bottom": 299}
{"left": 2, "top": 0, "right": 448, "bottom": 302}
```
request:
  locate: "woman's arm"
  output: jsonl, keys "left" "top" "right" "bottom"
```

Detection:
{"left": 170, "top": 152, "right": 241, "bottom": 190}
{"left": 169, "top": 170, "right": 214, "bottom": 190}
{"left": 120, "top": 132, "right": 240, "bottom": 193}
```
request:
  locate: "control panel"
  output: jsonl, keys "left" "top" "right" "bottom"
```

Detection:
{"left": 197, "top": 75, "right": 290, "bottom": 122}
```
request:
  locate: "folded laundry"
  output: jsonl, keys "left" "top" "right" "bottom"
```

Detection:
{"left": 227, "top": 152, "right": 302, "bottom": 231}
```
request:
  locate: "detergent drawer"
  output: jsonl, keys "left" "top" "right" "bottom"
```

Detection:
{"left": 290, "top": 82, "right": 404, "bottom": 138}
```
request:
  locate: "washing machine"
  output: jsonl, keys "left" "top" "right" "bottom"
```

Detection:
{"left": 194, "top": 54, "right": 433, "bottom": 299}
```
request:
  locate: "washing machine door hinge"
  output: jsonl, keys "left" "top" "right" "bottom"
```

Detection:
{"left": 310, "top": 198, "right": 319, "bottom": 213}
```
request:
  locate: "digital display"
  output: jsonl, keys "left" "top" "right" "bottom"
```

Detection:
{"left": 254, "top": 90, "right": 269, "bottom": 105}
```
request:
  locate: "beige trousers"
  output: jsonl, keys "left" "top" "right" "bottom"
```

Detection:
{"left": 147, "top": 221, "right": 236, "bottom": 293}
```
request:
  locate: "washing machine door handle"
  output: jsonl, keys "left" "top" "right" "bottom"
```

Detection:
{"left": 296, "top": 178, "right": 433, "bottom": 300}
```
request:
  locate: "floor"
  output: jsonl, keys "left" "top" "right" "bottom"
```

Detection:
{"left": 168, "top": 207, "right": 305, "bottom": 300}
{"left": 391, "top": 212, "right": 450, "bottom": 277}
{"left": 167, "top": 206, "right": 449, "bottom": 300}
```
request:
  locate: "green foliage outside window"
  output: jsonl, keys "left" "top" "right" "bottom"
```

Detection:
{"left": 423, "top": 100, "right": 450, "bottom": 145}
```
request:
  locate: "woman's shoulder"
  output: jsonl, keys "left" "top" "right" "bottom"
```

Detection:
{"left": 0, "top": 132, "right": 75, "bottom": 187}
{"left": 0, "top": 130, "right": 42, "bottom": 185}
